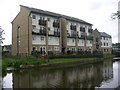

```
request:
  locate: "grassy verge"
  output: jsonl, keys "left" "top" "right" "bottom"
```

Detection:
{"left": 49, "top": 57, "right": 98, "bottom": 63}
{"left": 2, "top": 57, "right": 47, "bottom": 68}
{"left": 103, "top": 54, "right": 116, "bottom": 58}
{"left": 2, "top": 54, "right": 115, "bottom": 72}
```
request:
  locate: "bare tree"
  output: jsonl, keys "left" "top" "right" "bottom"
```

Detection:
{"left": 0, "top": 26, "right": 5, "bottom": 46}
{"left": 111, "top": 11, "right": 120, "bottom": 20}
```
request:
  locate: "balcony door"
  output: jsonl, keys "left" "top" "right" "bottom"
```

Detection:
{"left": 40, "top": 46, "right": 46, "bottom": 54}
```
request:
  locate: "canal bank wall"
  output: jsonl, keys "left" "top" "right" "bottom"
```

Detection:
{"left": 18, "top": 57, "right": 116, "bottom": 69}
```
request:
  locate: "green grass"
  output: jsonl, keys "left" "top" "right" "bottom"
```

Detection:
{"left": 103, "top": 54, "right": 116, "bottom": 58}
{"left": 2, "top": 54, "right": 115, "bottom": 71}
{"left": 49, "top": 57, "right": 98, "bottom": 63}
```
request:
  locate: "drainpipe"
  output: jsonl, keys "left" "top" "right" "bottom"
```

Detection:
{"left": 28, "top": 13, "right": 31, "bottom": 56}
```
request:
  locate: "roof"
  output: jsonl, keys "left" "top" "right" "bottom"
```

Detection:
{"left": 100, "top": 32, "right": 111, "bottom": 38}
{"left": 3, "top": 45, "right": 12, "bottom": 50}
{"left": 20, "top": 5, "right": 92, "bottom": 25}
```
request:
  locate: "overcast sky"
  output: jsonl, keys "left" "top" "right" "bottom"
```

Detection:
{"left": 0, "top": 0, "right": 119, "bottom": 45}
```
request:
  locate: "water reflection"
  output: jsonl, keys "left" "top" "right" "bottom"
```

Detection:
{"left": 12, "top": 60, "right": 114, "bottom": 88}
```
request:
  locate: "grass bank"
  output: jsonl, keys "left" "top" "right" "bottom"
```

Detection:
{"left": 2, "top": 54, "right": 115, "bottom": 69}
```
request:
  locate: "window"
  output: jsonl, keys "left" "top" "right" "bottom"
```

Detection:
{"left": 72, "top": 39, "right": 74, "bottom": 42}
{"left": 54, "top": 28, "right": 58, "bottom": 32}
{"left": 32, "top": 25, "right": 36, "bottom": 29}
{"left": 90, "top": 40, "right": 92, "bottom": 44}
{"left": 54, "top": 19, "right": 58, "bottom": 22}
{"left": 104, "top": 42, "right": 105, "bottom": 46}
{"left": 40, "top": 26, "right": 45, "bottom": 30}
{"left": 32, "top": 47, "right": 36, "bottom": 51}
{"left": 104, "top": 49, "right": 106, "bottom": 52}
{"left": 107, "top": 43, "right": 108, "bottom": 46}
{"left": 107, "top": 49, "right": 108, "bottom": 52}
{"left": 104, "top": 37, "right": 105, "bottom": 40}
{"left": 82, "top": 40, "right": 84, "bottom": 43}
{"left": 32, "top": 15, "right": 36, "bottom": 19}
{"left": 40, "top": 26, "right": 43, "bottom": 30}
{"left": 48, "top": 27, "right": 50, "bottom": 31}
{"left": 47, "top": 18, "right": 50, "bottom": 21}
{"left": 32, "top": 36, "right": 35, "bottom": 40}
{"left": 41, "top": 36, "right": 44, "bottom": 41}
{"left": 40, "top": 16, "right": 44, "bottom": 20}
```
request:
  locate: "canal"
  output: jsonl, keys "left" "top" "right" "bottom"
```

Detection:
{"left": 2, "top": 59, "right": 120, "bottom": 89}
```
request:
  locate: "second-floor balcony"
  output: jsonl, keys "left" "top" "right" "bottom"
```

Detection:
{"left": 70, "top": 25, "right": 76, "bottom": 30}
{"left": 54, "top": 31, "right": 60, "bottom": 37}
{"left": 67, "top": 33, "right": 76, "bottom": 38}
{"left": 80, "top": 27, "right": 85, "bottom": 32}
{"left": 79, "top": 35, "right": 85, "bottom": 39}
{"left": 86, "top": 35, "right": 93, "bottom": 40}
{"left": 39, "top": 30, "right": 46, "bottom": 35}
{"left": 53, "top": 22, "right": 59, "bottom": 28}
{"left": 39, "top": 19, "right": 46, "bottom": 26}
{"left": 88, "top": 29, "right": 93, "bottom": 33}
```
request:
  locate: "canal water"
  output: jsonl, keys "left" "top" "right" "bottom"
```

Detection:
{"left": 2, "top": 60, "right": 120, "bottom": 88}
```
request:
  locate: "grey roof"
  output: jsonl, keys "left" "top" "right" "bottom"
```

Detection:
{"left": 3, "top": 45, "right": 12, "bottom": 50}
{"left": 20, "top": 5, "right": 92, "bottom": 25}
{"left": 100, "top": 32, "right": 111, "bottom": 38}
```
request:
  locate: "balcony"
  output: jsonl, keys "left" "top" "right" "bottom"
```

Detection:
{"left": 54, "top": 31, "right": 60, "bottom": 37}
{"left": 39, "top": 20, "right": 46, "bottom": 26}
{"left": 53, "top": 22, "right": 59, "bottom": 28}
{"left": 78, "top": 35, "right": 85, "bottom": 39}
{"left": 88, "top": 29, "right": 93, "bottom": 33}
{"left": 71, "top": 34, "right": 76, "bottom": 38}
{"left": 39, "top": 30, "right": 46, "bottom": 35}
{"left": 80, "top": 27, "right": 85, "bottom": 32}
{"left": 67, "top": 33, "right": 76, "bottom": 38}
{"left": 70, "top": 25, "right": 76, "bottom": 30}
{"left": 86, "top": 35, "right": 93, "bottom": 40}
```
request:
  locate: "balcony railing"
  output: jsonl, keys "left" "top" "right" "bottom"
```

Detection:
{"left": 80, "top": 27, "right": 85, "bottom": 32}
{"left": 70, "top": 25, "right": 76, "bottom": 30}
{"left": 88, "top": 29, "right": 93, "bottom": 33}
{"left": 86, "top": 35, "right": 93, "bottom": 40}
{"left": 79, "top": 35, "right": 85, "bottom": 39}
{"left": 67, "top": 33, "right": 76, "bottom": 38}
{"left": 39, "top": 30, "right": 46, "bottom": 35}
{"left": 54, "top": 31, "right": 60, "bottom": 36}
{"left": 53, "top": 22, "right": 59, "bottom": 28}
{"left": 71, "top": 34, "right": 76, "bottom": 38}
{"left": 39, "top": 20, "right": 46, "bottom": 26}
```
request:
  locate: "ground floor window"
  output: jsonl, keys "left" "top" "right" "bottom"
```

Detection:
{"left": 32, "top": 47, "right": 36, "bottom": 51}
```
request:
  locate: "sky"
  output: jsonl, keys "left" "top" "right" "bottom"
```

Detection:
{"left": 0, "top": 0, "right": 119, "bottom": 45}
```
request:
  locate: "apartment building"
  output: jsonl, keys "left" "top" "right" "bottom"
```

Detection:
{"left": 12, "top": 5, "right": 94, "bottom": 56}
{"left": 100, "top": 32, "right": 112, "bottom": 54}
{"left": 12, "top": 5, "right": 112, "bottom": 56}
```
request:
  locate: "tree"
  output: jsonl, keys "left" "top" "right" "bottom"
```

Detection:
{"left": 0, "top": 26, "right": 5, "bottom": 46}
{"left": 111, "top": 11, "right": 120, "bottom": 20}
